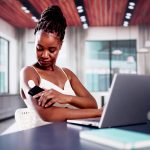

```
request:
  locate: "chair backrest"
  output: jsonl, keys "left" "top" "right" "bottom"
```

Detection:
{"left": 15, "top": 108, "right": 50, "bottom": 130}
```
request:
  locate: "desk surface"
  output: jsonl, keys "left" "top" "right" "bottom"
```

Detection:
{"left": 0, "top": 122, "right": 150, "bottom": 150}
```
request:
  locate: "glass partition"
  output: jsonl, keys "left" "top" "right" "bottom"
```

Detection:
{"left": 85, "top": 40, "right": 137, "bottom": 92}
{"left": 0, "top": 37, "right": 9, "bottom": 94}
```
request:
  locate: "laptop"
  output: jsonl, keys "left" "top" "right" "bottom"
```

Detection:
{"left": 67, "top": 74, "right": 150, "bottom": 128}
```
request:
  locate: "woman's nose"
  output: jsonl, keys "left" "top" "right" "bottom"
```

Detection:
{"left": 42, "top": 50, "right": 49, "bottom": 58}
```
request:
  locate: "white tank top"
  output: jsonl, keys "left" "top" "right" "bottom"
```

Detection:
{"left": 24, "top": 66, "right": 76, "bottom": 116}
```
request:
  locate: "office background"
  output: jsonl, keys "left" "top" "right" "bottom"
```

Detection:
{"left": 0, "top": 0, "right": 150, "bottom": 129}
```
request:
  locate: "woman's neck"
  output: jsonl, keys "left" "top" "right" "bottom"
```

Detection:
{"left": 33, "top": 63, "right": 56, "bottom": 71}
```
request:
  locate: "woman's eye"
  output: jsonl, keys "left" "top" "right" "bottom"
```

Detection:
{"left": 37, "top": 46, "right": 43, "bottom": 51}
{"left": 49, "top": 48, "right": 56, "bottom": 53}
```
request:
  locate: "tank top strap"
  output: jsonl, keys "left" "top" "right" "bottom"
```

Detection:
{"left": 60, "top": 68, "right": 69, "bottom": 80}
{"left": 29, "top": 66, "right": 41, "bottom": 81}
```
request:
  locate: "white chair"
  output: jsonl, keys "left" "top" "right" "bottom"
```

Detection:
{"left": 1, "top": 108, "right": 50, "bottom": 135}
{"left": 15, "top": 108, "right": 50, "bottom": 131}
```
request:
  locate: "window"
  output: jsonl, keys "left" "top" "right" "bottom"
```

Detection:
{"left": 0, "top": 37, "right": 9, "bottom": 94}
{"left": 85, "top": 40, "right": 137, "bottom": 92}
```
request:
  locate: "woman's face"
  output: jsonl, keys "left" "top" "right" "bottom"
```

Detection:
{"left": 35, "top": 30, "right": 62, "bottom": 70}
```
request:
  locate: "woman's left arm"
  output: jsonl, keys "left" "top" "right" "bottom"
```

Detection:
{"left": 63, "top": 68, "right": 98, "bottom": 109}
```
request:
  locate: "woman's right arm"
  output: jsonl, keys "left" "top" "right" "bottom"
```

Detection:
{"left": 32, "top": 101, "right": 102, "bottom": 122}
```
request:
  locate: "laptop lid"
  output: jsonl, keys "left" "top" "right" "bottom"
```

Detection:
{"left": 99, "top": 74, "right": 150, "bottom": 128}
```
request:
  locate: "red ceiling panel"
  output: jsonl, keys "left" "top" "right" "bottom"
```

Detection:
{"left": 0, "top": 0, "right": 150, "bottom": 29}
{"left": 130, "top": 0, "right": 150, "bottom": 25}
{"left": 0, "top": 0, "right": 36, "bottom": 28}
{"left": 84, "top": 0, "right": 128, "bottom": 26}
{"left": 29, "top": 0, "right": 81, "bottom": 26}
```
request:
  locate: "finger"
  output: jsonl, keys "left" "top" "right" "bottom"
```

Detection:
{"left": 37, "top": 93, "right": 46, "bottom": 106}
{"left": 41, "top": 92, "right": 53, "bottom": 107}
{"left": 33, "top": 91, "right": 44, "bottom": 99}
{"left": 41, "top": 95, "right": 49, "bottom": 107}
{"left": 38, "top": 99, "right": 41, "bottom": 106}
{"left": 38, "top": 95, "right": 43, "bottom": 106}
{"left": 45, "top": 99, "right": 56, "bottom": 107}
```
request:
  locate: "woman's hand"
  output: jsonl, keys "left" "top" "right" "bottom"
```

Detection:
{"left": 33, "top": 89, "right": 72, "bottom": 107}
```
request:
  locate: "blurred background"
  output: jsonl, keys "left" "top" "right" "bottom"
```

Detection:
{"left": 0, "top": 0, "right": 150, "bottom": 133}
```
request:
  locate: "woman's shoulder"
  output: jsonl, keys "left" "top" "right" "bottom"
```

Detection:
{"left": 62, "top": 67, "right": 77, "bottom": 80}
{"left": 20, "top": 65, "right": 41, "bottom": 85}
{"left": 62, "top": 67, "right": 72, "bottom": 74}
{"left": 20, "top": 66, "right": 34, "bottom": 74}
{"left": 20, "top": 66, "right": 39, "bottom": 78}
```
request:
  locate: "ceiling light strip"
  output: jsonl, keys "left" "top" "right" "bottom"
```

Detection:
{"left": 123, "top": 0, "right": 137, "bottom": 27}
{"left": 19, "top": 0, "right": 40, "bottom": 23}
{"left": 74, "top": 0, "right": 89, "bottom": 29}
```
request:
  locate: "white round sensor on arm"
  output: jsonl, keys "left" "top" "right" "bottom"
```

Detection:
{"left": 28, "top": 80, "right": 36, "bottom": 88}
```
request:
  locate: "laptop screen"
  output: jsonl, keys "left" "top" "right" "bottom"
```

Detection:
{"left": 99, "top": 74, "right": 150, "bottom": 128}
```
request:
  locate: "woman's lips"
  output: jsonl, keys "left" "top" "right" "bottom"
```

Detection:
{"left": 40, "top": 60, "right": 51, "bottom": 65}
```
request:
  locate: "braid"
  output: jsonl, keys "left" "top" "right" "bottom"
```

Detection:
{"left": 34, "top": 5, "right": 67, "bottom": 41}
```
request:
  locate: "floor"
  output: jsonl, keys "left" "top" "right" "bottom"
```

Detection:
{"left": 0, "top": 117, "right": 15, "bottom": 135}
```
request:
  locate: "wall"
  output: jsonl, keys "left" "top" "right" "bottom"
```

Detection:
{"left": 84, "top": 26, "right": 150, "bottom": 75}
{"left": 85, "top": 26, "right": 138, "bottom": 40}
{"left": 137, "top": 25, "right": 150, "bottom": 75}
{"left": 0, "top": 19, "right": 24, "bottom": 119}
{"left": 0, "top": 18, "right": 19, "bottom": 94}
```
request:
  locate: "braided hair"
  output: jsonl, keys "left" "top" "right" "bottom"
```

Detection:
{"left": 34, "top": 5, "right": 67, "bottom": 41}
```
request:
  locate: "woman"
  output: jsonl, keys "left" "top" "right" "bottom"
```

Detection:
{"left": 20, "top": 5, "right": 102, "bottom": 122}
